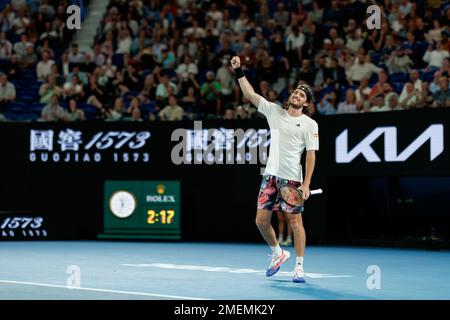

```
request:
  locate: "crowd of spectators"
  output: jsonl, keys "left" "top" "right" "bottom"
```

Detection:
{"left": 0, "top": 0, "right": 449, "bottom": 122}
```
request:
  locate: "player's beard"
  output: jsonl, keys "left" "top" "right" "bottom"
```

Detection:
{"left": 289, "top": 101, "right": 304, "bottom": 110}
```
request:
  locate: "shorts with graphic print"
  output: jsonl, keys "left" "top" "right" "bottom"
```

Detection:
{"left": 257, "top": 174, "right": 304, "bottom": 214}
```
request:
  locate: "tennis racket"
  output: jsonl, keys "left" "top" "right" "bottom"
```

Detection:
{"left": 279, "top": 185, "right": 323, "bottom": 207}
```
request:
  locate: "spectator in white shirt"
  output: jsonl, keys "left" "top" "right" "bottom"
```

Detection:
{"left": 216, "top": 58, "right": 235, "bottom": 104}
{"left": 175, "top": 54, "right": 199, "bottom": 81}
{"left": 425, "top": 19, "right": 444, "bottom": 44}
{"left": 286, "top": 25, "right": 305, "bottom": 63}
{"left": 0, "top": 32, "right": 12, "bottom": 59}
{"left": 399, "top": 82, "right": 419, "bottom": 109}
{"left": 0, "top": 73, "right": 16, "bottom": 109}
{"left": 61, "top": 52, "right": 70, "bottom": 79}
{"left": 13, "top": 33, "right": 32, "bottom": 59}
{"left": 63, "top": 74, "right": 84, "bottom": 102}
{"left": 383, "top": 92, "right": 403, "bottom": 111}
{"left": 369, "top": 95, "right": 387, "bottom": 112}
{"left": 36, "top": 50, "right": 55, "bottom": 80}
{"left": 423, "top": 41, "right": 450, "bottom": 69}
{"left": 116, "top": 29, "right": 132, "bottom": 54}
{"left": 386, "top": 46, "right": 413, "bottom": 74}
{"left": 345, "top": 29, "right": 364, "bottom": 54}
{"left": 12, "top": 7, "right": 30, "bottom": 35}
{"left": 159, "top": 95, "right": 184, "bottom": 121}
{"left": 399, "top": 69, "right": 422, "bottom": 98}
{"left": 206, "top": 3, "right": 223, "bottom": 27}
{"left": 346, "top": 53, "right": 383, "bottom": 85}
{"left": 183, "top": 19, "right": 206, "bottom": 39}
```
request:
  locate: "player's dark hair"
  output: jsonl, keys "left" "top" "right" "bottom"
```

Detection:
{"left": 283, "top": 83, "right": 314, "bottom": 116}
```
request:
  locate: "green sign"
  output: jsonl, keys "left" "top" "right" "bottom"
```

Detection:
{"left": 98, "top": 181, "right": 181, "bottom": 240}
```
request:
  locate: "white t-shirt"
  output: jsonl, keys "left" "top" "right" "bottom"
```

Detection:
{"left": 258, "top": 97, "right": 319, "bottom": 182}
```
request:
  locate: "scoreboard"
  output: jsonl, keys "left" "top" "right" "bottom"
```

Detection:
{"left": 99, "top": 181, "right": 181, "bottom": 239}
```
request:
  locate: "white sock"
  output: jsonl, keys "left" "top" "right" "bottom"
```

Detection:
{"left": 286, "top": 235, "right": 292, "bottom": 241}
{"left": 270, "top": 245, "right": 283, "bottom": 256}
{"left": 296, "top": 256, "right": 304, "bottom": 268}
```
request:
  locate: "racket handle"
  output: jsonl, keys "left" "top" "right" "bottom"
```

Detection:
{"left": 310, "top": 188, "right": 323, "bottom": 195}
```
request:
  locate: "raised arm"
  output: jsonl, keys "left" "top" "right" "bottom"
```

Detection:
{"left": 230, "top": 56, "right": 261, "bottom": 107}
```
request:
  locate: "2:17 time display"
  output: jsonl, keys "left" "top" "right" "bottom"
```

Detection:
{"left": 147, "top": 210, "right": 175, "bottom": 224}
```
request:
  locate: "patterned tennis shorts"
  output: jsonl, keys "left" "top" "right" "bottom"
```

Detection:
{"left": 257, "top": 174, "right": 303, "bottom": 214}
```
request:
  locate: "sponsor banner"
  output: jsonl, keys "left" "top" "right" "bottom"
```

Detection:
{"left": 325, "top": 109, "right": 449, "bottom": 176}
{"left": 0, "top": 212, "right": 49, "bottom": 239}
{"left": 29, "top": 127, "right": 151, "bottom": 164}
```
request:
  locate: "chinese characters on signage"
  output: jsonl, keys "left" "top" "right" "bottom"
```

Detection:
{"left": 29, "top": 129, "right": 151, "bottom": 163}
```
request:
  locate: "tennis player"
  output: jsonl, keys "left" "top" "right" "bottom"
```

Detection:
{"left": 230, "top": 56, "right": 319, "bottom": 283}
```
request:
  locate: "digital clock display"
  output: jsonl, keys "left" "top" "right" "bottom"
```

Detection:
{"left": 147, "top": 210, "right": 176, "bottom": 224}
{"left": 101, "top": 181, "right": 181, "bottom": 240}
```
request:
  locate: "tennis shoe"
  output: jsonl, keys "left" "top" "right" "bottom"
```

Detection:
{"left": 266, "top": 249, "right": 290, "bottom": 277}
{"left": 293, "top": 266, "right": 306, "bottom": 283}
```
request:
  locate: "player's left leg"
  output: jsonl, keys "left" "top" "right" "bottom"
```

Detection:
{"left": 285, "top": 212, "right": 306, "bottom": 283}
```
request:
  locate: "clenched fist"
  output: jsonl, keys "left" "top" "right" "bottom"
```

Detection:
{"left": 230, "top": 56, "right": 241, "bottom": 69}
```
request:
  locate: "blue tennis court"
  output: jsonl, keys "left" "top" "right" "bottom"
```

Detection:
{"left": 1, "top": 241, "right": 449, "bottom": 300}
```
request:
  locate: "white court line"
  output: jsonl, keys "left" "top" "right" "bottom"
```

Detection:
{"left": 122, "top": 263, "right": 353, "bottom": 278}
{"left": 0, "top": 280, "right": 210, "bottom": 300}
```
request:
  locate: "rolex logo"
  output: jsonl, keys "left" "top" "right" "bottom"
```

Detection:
{"left": 156, "top": 184, "right": 165, "bottom": 194}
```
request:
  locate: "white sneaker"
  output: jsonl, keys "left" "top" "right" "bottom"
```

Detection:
{"left": 266, "top": 249, "right": 290, "bottom": 277}
{"left": 281, "top": 238, "right": 293, "bottom": 246}
{"left": 293, "top": 266, "right": 306, "bottom": 283}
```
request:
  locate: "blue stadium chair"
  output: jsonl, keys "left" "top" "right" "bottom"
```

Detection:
{"left": 4, "top": 102, "right": 28, "bottom": 114}
{"left": 10, "top": 79, "right": 24, "bottom": 88}
{"left": 126, "top": 91, "right": 140, "bottom": 98}
{"left": 5, "top": 30, "right": 19, "bottom": 44}
{"left": 369, "top": 73, "right": 379, "bottom": 85}
{"left": 370, "top": 53, "right": 381, "bottom": 65}
{"left": 16, "top": 113, "right": 39, "bottom": 122}
{"left": 79, "top": 103, "right": 97, "bottom": 112}
{"left": 22, "top": 69, "right": 37, "bottom": 78}
{"left": 392, "top": 82, "right": 404, "bottom": 94}
{"left": 78, "top": 103, "right": 98, "bottom": 120}
{"left": 416, "top": 41, "right": 429, "bottom": 55}
{"left": 165, "top": 69, "right": 177, "bottom": 79}
{"left": 17, "top": 94, "right": 36, "bottom": 106}
{"left": 389, "top": 72, "right": 409, "bottom": 83}
{"left": 82, "top": 109, "right": 98, "bottom": 120}
{"left": 422, "top": 70, "right": 435, "bottom": 82}
{"left": 0, "top": 0, "right": 8, "bottom": 11}
{"left": 318, "top": 86, "right": 334, "bottom": 100}
{"left": 112, "top": 54, "right": 124, "bottom": 70}
{"left": 31, "top": 103, "right": 45, "bottom": 117}
{"left": 140, "top": 102, "right": 157, "bottom": 115}
{"left": 3, "top": 112, "right": 18, "bottom": 121}
{"left": 140, "top": 69, "right": 153, "bottom": 79}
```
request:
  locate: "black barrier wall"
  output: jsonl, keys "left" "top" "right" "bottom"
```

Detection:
{"left": 0, "top": 108, "right": 449, "bottom": 243}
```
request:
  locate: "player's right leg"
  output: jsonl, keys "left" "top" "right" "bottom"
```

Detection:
{"left": 276, "top": 211, "right": 285, "bottom": 243}
{"left": 256, "top": 209, "right": 291, "bottom": 277}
